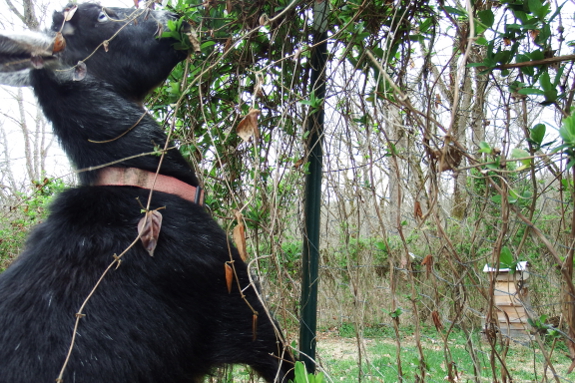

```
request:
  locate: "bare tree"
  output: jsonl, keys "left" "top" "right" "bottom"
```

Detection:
{"left": 0, "top": 0, "right": 61, "bottom": 204}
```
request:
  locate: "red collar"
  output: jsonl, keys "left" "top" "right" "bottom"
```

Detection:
{"left": 95, "top": 167, "right": 204, "bottom": 205}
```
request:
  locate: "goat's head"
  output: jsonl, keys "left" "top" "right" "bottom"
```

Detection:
{"left": 0, "top": 2, "right": 195, "bottom": 186}
{"left": 0, "top": 2, "right": 188, "bottom": 101}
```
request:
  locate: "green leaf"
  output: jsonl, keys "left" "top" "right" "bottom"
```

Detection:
{"left": 475, "top": 21, "right": 487, "bottom": 36}
{"left": 518, "top": 87, "right": 545, "bottom": 96}
{"left": 506, "top": 23, "right": 523, "bottom": 30}
{"left": 559, "top": 114, "right": 575, "bottom": 145}
{"left": 528, "top": 0, "right": 542, "bottom": 14}
{"left": 475, "top": 36, "right": 488, "bottom": 46}
{"left": 200, "top": 41, "right": 216, "bottom": 49}
{"left": 535, "top": 4, "right": 551, "bottom": 20}
{"left": 512, "top": 10, "right": 529, "bottom": 23}
{"left": 294, "top": 362, "right": 308, "bottom": 383}
{"left": 478, "top": 9, "right": 494, "bottom": 28}
{"left": 530, "top": 123, "right": 546, "bottom": 146}
{"left": 530, "top": 49, "right": 545, "bottom": 61}
{"left": 494, "top": 50, "right": 511, "bottom": 65}
{"left": 500, "top": 246, "right": 514, "bottom": 266}
{"left": 508, "top": 188, "right": 520, "bottom": 204}
{"left": 467, "top": 62, "right": 488, "bottom": 68}
{"left": 478, "top": 141, "right": 492, "bottom": 154}
{"left": 375, "top": 241, "right": 387, "bottom": 251}
{"left": 511, "top": 148, "right": 531, "bottom": 166}
{"left": 419, "top": 17, "right": 433, "bottom": 33}
{"left": 443, "top": 6, "right": 467, "bottom": 17}
{"left": 539, "top": 72, "right": 553, "bottom": 91}
{"left": 390, "top": 308, "right": 403, "bottom": 318}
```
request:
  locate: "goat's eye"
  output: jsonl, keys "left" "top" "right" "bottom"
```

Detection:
{"left": 97, "top": 11, "right": 109, "bottom": 22}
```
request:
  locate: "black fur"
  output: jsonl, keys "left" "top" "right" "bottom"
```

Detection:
{"left": 0, "top": 3, "right": 294, "bottom": 382}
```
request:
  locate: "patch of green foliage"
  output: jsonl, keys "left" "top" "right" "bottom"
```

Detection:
{"left": 0, "top": 178, "right": 65, "bottom": 271}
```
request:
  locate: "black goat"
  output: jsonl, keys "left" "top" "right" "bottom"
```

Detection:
{"left": 0, "top": 3, "right": 294, "bottom": 382}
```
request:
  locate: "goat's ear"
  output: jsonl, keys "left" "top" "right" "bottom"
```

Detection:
{"left": 0, "top": 31, "right": 55, "bottom": 87}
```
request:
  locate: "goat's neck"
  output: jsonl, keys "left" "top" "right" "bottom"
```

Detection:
{"left": 31, "top": 69, "right": 199, "bottom": 187}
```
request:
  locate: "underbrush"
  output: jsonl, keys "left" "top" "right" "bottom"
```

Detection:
{"left": 0, "top": 177, "right": 64, "bottom": 271}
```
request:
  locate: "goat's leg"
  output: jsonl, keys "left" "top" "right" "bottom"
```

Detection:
{"left": 214, "top": 283, "right": 295, "bottom": 382}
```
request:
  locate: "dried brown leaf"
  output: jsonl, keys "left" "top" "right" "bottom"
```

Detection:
{"left": 103, "top": 40, "right": 109, "bottom": 53}
{"left": 223, "top": 37, "right": 232, "bottom": 53}
{"left": 137, "top": 210, "right": 163, "bottom": 256}
{"left": 236, "top": 109, "right": 260, "bottom": 142}
{"left": 254, "top": 74, "right": 264, "bottom": 99}
{"left": 414, "top": 200, "right": 423, "bottom": 220}
{"left": 233, "top": 211, "right": 248, "bottom": 261}
{"left": 293, "top": 158, "right": 305, "bottom": 169}
{"left": 421, "top": 254, "right": 433, "bottom": 278}
{"left": 225, "top": 263, "right": 233, "bottom": 293}
{"left": 434, "top": 94, "right": 441, "bottom": 108}
{"left": 431, "top": 310, "right": 443, "bottom": 331}
{"left": 53, "top": 32, "right": 66, "bottom": 53}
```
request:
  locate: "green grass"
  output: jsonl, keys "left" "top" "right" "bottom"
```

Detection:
{"left": 316, "top": 324, "right": 572, "bottom": 382}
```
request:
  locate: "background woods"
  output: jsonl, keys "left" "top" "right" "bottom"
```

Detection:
{"left": 3, "top": 0, "right": 575, "bottom": 381}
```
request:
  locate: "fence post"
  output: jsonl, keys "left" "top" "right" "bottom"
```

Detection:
{"left": 299, "top": 0, "right": 328, "bottom": 374}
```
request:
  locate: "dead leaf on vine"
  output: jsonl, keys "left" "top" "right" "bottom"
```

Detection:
{"left": 233, "top": 211, "right": 248, "bottom": 261}
{"left": 421, "top": 254, "right": 433, "bottom": 279}
{"left": 434, "top": 94, "right": 441, "bottom": 109}
{"left": 236, "top": 109, "right": 260, "bottom": 142}
{"left": 225, "top": 263, "right": 233, "bottom": 293}
{"left": 254, "top": 74, "right": 265, "bottom": 99}
{"left": 414, "top": 200, "right": 423, "bottom": 221}
{"left": 137, "top": 210, "right": 163, "bottom": 256}
{"left": 293, "top": 157, "right": 305, "bottom": 169}
{"left": 53, "top": 32, "right": 66, "bottom": 53}
{"left": 223, "top": 37, "right": 232, "bottom": 53}
{"left": 103, "top": 40, "right": 109, "bottom": 53}
{"left": 432, "top": 310, "right": 443, "bottom": 331}
{"left": 259, "top": 14, "right": 269, "bottom": 26}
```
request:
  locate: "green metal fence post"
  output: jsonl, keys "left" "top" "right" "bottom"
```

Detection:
{"left": 299, "top": 0, "right": 328, "bottom": 374}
